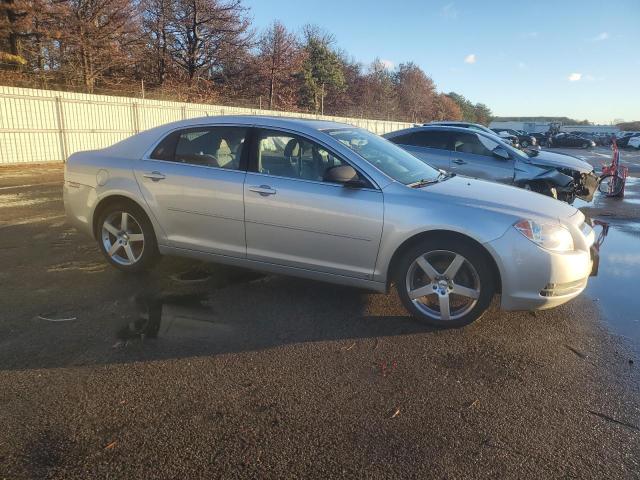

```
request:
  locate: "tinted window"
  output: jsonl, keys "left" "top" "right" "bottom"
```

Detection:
{"left": 391, "top": 131, "right": 449, "bottom": 150}
{"left": 150, "top": 131, "right": 179, "bottom": 160}
{"left": 166, "top": 127, "right": 247, "bottom": 169}
{"left": 257, "top": 130, "right": 348, "bottom": 183}
{"left": 451, "top": 132, "right": 499, "bottom": 157}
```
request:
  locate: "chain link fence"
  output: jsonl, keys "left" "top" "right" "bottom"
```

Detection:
{"left": 0, "top": 86, "right": 412, "bottom": 165}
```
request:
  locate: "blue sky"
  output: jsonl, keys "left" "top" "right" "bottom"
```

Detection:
{"left": 243, "top": 0, "right": 639, "bottom": 124}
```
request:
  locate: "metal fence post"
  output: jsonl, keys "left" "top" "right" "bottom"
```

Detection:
{"left": 131, "top": 102, "right": 140, "bottom": 134}
{"left": 55, "top": 96, "right": 69, "bottom": 162}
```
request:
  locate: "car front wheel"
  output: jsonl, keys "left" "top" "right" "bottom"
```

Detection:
{"left": 97, "top": 201, "right": 159, "bottom": 272}
{"left": 395, "top": 238, "right": 495, "bottom": 327}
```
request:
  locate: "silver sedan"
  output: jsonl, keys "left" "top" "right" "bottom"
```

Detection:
{"left": 64, "top": 116, "right": 595, "bottom": 327}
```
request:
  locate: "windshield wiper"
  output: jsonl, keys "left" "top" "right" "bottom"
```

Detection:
{"left": 408, "top": 171, "right": 454, "bottom": 188}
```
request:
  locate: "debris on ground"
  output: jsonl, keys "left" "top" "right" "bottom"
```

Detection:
{"left": 37, "top": 313, "right": 77, "bottom": 322}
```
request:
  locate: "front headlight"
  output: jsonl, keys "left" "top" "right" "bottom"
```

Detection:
{"left": 514, "top": 219, "right": 574, "bottom": 252}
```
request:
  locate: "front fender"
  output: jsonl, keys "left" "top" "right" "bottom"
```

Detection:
{"left": 514, "top": 161, "right": 574, "bottom": 187}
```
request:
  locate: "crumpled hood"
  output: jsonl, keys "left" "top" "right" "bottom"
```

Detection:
{"left": 525, "top": 150, "right": 594, "bottom": 174}
{"left": 423, "top": 175, "right": 581, "bottom": 225}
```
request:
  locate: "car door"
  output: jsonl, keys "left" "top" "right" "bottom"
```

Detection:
{"left": 134, "top": 125, "right": 248, "bottom": 257}
{"left": 390, "top": 130, "right": 451, "bottom": 170}
{"left": 449, "top": 131, "right": 515, "bottom": 183}
{"left": 243, "top": 128, "right": 384, "bottom": 280}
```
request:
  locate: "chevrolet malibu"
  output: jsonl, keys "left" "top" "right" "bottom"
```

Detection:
{"left": 64, "top": 116, "right": 595, "bottom": 327}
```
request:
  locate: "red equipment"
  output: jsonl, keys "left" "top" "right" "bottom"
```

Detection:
{"left": 599, "top": 139, "right": 628, "bottom": 197}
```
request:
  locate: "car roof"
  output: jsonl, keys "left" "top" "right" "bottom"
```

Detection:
{"left": 102, "top": 115, "right": 356, "bottom": 159}
{"left": 384, "top": 124, "right": 503, "bottom": 138}
{"left": 155, "top": 115, "right": 354, "bottom": 133}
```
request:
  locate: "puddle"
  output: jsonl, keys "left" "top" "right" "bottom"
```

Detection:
{"left": 584, "top": 221, "right": 640, "bottom": 345}
{"left": 114, "top": 268, "right": 264, "bottom": 345}
{"left": 115, "top": 292, "right": 232, "bottom": 345}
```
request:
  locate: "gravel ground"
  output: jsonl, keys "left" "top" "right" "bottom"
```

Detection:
{"left": 0, "top": 156, "right": 638, "bottom": 479}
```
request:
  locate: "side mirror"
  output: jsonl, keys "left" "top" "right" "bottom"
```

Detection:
{"left": 493, "top": 147, "right": 510, "bottom": 160}
{"left": 323, "top": 165, "right": 367, "bottom": 188}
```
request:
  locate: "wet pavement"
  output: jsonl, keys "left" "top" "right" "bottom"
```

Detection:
{"left": 0, "top": 161, "right": 639, "bottom": 479}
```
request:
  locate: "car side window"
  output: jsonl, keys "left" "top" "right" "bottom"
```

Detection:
{"left": 391, "top": 131, "right": 449, "bottom": 150}
{"left": 452, "top": 132, "right": 498, "bottom": 157}
{"left": 152, "top": 126, "right": 247, "bottom": 169}
{"left": 416, "top": 131, "right": 450, "bottom": 150}
{"left": 257, "top": 130, "right": 348, "bottom": 183}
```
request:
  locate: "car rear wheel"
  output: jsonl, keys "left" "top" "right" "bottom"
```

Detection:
{"left": 395, "top": 239, "right": 495, "bottom": 328}
{"left": 97, "top": 201, "right": 159, "bottom": 272}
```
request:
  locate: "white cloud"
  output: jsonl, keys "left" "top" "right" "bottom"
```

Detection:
{"left": 568, "top": 73, "right": 582, "bottom": 82}
{"left": 592, "top": 32, "right": 609, "bottom": 41}
{"left": 464, "top": 54, "right": 476, "bottom": 64}
{"left": 380, "top": 59, "right": 394, "bottom": 70}
{"left": 441, "top": 3, "right": 458, "bottom": 19}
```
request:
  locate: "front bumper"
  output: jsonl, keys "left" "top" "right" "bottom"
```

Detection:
{"left": 486, "top": 227, "right": 593, "bottom": 311}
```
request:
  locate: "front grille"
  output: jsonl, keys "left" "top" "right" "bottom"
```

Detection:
{"left": 540, "top": 278, "right": 588, "bottom": 297}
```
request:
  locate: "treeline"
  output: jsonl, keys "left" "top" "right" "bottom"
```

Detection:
{"left": 0, "top": 0, "right": 493, "bottom": 124}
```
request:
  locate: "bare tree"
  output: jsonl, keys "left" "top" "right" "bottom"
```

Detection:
{"left": 255, "top": 21, "right": 300, "bottom": 109}
{"left": 55, "top": 0, "right": 141, "bottom": 92}
{"left": 170, "top": 0, "right": 250, "bottom": 84}
{"left": 140, "top": 0, "right": 175, "bottom": 86}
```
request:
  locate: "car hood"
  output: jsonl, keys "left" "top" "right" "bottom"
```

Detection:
{"left": 525, "top": 150, "right": 593, "bottom": 173}
{"left": 422, "top": 175, "right": 581, "bottom": 224}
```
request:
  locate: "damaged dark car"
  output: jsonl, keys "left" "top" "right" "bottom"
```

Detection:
{"left": 383, "top": 126, "right": 598, "bottom": 203}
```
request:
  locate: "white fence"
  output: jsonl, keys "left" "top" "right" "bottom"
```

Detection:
{"left": 0, "top": 86, "right": 412, "bottom": 165}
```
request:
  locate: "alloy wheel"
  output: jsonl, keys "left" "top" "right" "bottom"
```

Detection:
{"left": 405, "top": 250, "right": 481, "bottom": 321}
{"left": 101, "top": 211, "right": 145, "bottom": 266}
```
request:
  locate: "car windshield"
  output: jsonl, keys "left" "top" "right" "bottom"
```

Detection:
{"left": 325, "top": 128, "right": 441, "bottom": 185}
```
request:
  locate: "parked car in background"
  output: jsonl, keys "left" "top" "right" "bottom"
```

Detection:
{"left": 64, "top": 116, "right": 596, "bottom": 328}
{"left": 384, "top": 125, "right": 598, "bottom": 203}
{"left": 492, "top": 128, "right": 537, "bottom": 148}
{"left": 548, "top": 133, "right": 595, "bottom": 149}
{"left": 628, "top": 135, "right": 640, "bottom": 149}
{"left": 427, "top": 121, "right": 496, "bottom": 136}
{"left": 617, "top": 132, "right": 640, "bottom": 148}
{"left": 529, "top": 132, "right": 549, "bottom": 147}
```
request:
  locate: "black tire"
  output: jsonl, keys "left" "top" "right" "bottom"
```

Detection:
{"left": 598, "top": 174, "right": 625, "bottom": 197}
{"left": 96, "top": 200, "right": 159, "bottom": 272}
{"left": 395, "top": 238, "right": 495, "bottom": 328}
{"left": 521, "top": 140, "right": 529, "bottom": 148}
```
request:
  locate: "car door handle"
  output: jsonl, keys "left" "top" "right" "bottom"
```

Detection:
{"left": 143, "top": 171, "right": 166, "bottom": 182}
{"left": 248, "top": 185, "right": 277, "bottom": 196}
{"left": 453, "top": 159, "right": 467, "bottom": 165}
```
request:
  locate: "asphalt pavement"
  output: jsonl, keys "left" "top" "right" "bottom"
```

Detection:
{"left": 0, "top": 151, "right": 639, "bottom": 479}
